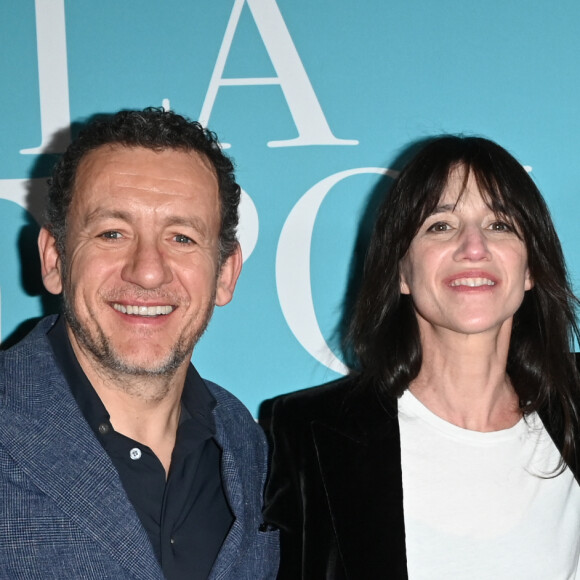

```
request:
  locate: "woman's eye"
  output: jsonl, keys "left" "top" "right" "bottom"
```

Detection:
{"left": 174, "top": 234, "right": 193, "bottom": 244}
{"left": 427, "top": 222, "right": 451, "bottom": 232}
{"left": 490, "top": 221, "right": 512, "bottom": 232}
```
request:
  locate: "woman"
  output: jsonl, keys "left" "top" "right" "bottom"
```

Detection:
{"left": 264, "top": 136, "right": 580, "bottom": 579}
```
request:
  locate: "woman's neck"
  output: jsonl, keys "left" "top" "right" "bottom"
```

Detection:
{"left": 409, "top": 323, "right": 521, "bottom": 431}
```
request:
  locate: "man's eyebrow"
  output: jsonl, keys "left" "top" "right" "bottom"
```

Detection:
{"left": 164, "top": 216, "right": 211, "bottom": 237}
{"left": 83, "top": 209, "right": 211, "bottom": 237}
{"left": 83, "top": 208, "right": 131, "bottom": 225}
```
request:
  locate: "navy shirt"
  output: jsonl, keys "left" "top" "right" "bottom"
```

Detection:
{"left": 48, "top": 316, "right": 234, "bottom": 579}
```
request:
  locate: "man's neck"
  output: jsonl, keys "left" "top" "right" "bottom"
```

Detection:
{"left": 108, "top": 387, "right": 184, "bottom": 475}
{"left": 71, "top": 344, "right": 189, "bottom": 476}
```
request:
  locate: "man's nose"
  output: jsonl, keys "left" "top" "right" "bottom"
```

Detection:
{"left": 121, "top": 238, "right": 173, "bottom": 289}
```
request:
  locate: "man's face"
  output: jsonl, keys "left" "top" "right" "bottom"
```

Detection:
{"left": 40, "top": 145, "right": 241, "bottom": 379}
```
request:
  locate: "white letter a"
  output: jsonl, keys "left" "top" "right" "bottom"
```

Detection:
{"left": 200, "top": 0, "right": 358, "bottom": 148}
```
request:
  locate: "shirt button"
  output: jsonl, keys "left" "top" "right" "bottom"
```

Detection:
{"left": 129, "top": 448, "right": 142, "bottom": 460}
{"left": 170, "top": 538, "right": 175, "bottom": 545}
{"left": 98, "top": 423, "right": 110, "bottom": 435}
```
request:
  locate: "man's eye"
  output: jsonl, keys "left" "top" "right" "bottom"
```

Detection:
{"left": 427, "top": 222, "right": 450, "bottom": 232}
{"left": 100, "top": 231, "right": 122, "bottom": 239}
{"left": 174, "top": 234, "right": 193, "bottom": 244}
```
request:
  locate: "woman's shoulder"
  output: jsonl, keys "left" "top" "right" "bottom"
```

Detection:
{"left": 266, "top": 376, "right": 358, "bottom": 423}
{"left": 260, "top": 374, "right": 398, "bottom": 437}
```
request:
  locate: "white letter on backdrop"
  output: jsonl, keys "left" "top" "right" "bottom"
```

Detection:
{"left": 276, "top": 168, "right": 398, "bottom": 374}
{"left": 20, "top": 0, "right": 71, "bottom": 154}
{"left": 200, "top": 0, "right": 358, "bottom": 148}
{"left": 238, "top": 189, "right": 259, "bottom": 262}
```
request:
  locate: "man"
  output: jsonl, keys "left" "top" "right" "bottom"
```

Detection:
{"left": 0, "top": 108, "right": 279, "bottom": 579}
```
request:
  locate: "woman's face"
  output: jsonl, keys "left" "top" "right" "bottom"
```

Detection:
{"left": 399, "top": 168, "right": 533, "bottom": 339}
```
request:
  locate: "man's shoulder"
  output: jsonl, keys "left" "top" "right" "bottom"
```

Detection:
{"left": 204, "top": 379, "right": 266, "bottom": 444}
{"left": 1, "top": 315, "right": 57, "bottom": 358}
{"left": 205, "top": 379, "right": 253, "bottom": 413}
{"left": 0, "top": 316, "right": 60, "bottom": 401}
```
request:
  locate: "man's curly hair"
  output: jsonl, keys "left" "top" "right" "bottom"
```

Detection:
{"left": 47, "top": 107, "right": 240, "bottom": 265}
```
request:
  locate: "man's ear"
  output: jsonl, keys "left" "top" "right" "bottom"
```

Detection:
{"left": 38, "top": 227, "right": 63, "bottom": 295}
{"left": 215, "top": 243, "right": 243, "bottom": 307}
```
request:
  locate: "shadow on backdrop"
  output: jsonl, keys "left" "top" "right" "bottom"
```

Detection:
{"left": 2, "top": 118, "right": 101, "bottom": 349}
{"left": 258, "top": 136, "right": 438, "bottom": 433}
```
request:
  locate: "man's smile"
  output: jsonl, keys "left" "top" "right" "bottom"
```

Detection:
{"left": 112, "top": 303, "right": 175, "bottom": 316}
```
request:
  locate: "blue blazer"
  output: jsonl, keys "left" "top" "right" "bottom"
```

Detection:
{"left": 0, "top": 316, "right": 279, "bottom": 579}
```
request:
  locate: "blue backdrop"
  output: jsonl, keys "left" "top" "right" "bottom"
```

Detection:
{"left": 1, "top": 0, "right": 579, "bottom": 414}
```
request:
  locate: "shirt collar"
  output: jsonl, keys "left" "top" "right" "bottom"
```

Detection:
{"left": 47, "top": 315, "right": 217, "bottom": 437}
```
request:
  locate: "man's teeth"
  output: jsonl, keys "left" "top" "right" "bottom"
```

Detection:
{"left": 450, "top": 278, "right": 495, "bottom": 287}
{"left": 113, "top": 304, "right": 174, "bottom": 316}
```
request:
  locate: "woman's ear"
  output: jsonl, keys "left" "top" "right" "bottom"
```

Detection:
{"left": 524, "top": 267, "right": 533, "bottom": 291}
{"left": 38, "top": 227, "right": 63, "bottom": 295}
{"left": 400, "top": 260, "right": 411, "bottom": 295}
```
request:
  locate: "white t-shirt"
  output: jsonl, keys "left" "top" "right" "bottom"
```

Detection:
{"left": 398, "top": 389, "right": 580, "bottom": 579}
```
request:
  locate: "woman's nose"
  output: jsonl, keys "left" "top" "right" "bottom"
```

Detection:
{"left": 453, "top": 226, "right": 491, "bottom": 262}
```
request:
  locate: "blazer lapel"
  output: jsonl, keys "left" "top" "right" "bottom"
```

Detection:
{"left": 0, "top": 382, "right": 163, "bottom": 580}
{"left": 311, "top": 398, "right": 408, "bottom": 579}
{"left": 209, "top": 415, "right": 247, "bottom": 579}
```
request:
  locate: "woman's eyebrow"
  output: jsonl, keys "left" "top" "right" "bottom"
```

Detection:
{"left": 428, "top": 203, "right": 456, "bottom": 216}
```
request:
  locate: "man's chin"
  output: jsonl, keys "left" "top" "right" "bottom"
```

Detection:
{"left": 63, "top": 298, "right": 208, "bottom": 379}
{"left": 102, "top": 347, "right": 191, "bottom": 377}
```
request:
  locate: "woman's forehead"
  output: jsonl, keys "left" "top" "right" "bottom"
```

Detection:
{"left": 434, "top": 166, "right": 510, "bottom": 215}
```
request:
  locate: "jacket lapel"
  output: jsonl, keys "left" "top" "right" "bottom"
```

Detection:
{"left": 311, "top": 396, "right": 408, "bottom": 579}
{"left": 209, "top": 411, "right": 247, "bottom": 579}
{"left": 538, "top": 401, "right": 580, "bottom": 485}
{"left": 0, "top": 376, "right": 163, "bottom": 580}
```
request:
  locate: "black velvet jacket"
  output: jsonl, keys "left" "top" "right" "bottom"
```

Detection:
{"left": 263, "top": 376, "right": 580, "bottom": 580}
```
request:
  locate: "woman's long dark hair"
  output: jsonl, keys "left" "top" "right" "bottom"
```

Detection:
{"left": 347, "top": 135, "right": 580, "bottom": 468}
